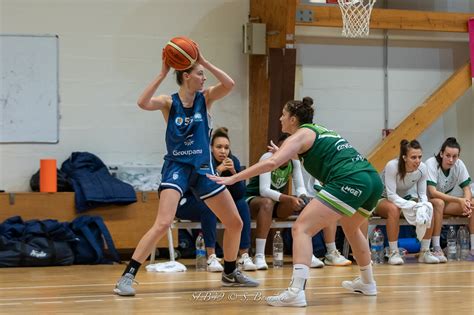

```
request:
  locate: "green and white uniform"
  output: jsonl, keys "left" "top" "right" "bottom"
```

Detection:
{"left": 425, "top": 156, "right": 472, "bottom": 197}
{"left": 245, "top": 152, "right": 307, "bottom": 202}
{"left": 298, "top": 123, "right": 383, "bottom": 217}
{"left": 380, "top": 159, "right": 428, "bottom": 208}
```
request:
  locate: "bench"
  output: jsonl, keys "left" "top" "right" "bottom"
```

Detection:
{"left": 149, "top": 217, "right": 299, "bottom": 264}
{"left": 0, "top": 192, "right": 177, "bottom": 251}
{"left": 151, "top": 215, "right": 469, "bottom": 264}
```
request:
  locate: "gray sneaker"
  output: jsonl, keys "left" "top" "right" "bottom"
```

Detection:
{"left": 113, "top": 273, "right": 138, "bottom": 296}
{"left": 222, "top": 269, "right": 259, "bottom": 287}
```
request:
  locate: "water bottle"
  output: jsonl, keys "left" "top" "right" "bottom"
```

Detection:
{"left": 457, "top": 225, "right": 470, "bottom": 260}
{"left": 446, "top": 226, "right": 457, "bottom": 261}
{"left": 272, "top": 231, "right": 284, "bottom": 268}
{"left": 195, "top": 232, "right": 207, "bottom": 271}
{"left": 370, "top": 228, "right": 384, "bottom": 264}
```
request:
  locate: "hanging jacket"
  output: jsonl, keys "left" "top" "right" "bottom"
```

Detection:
{"left": 61, "top": 152, "right": 137, "bottom": 212}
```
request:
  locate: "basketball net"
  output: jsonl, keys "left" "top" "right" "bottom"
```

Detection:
{"left": 337, "top": 0, "right": 376, "bottom": 38}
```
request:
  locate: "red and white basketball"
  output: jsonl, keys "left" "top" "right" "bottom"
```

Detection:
{"left": 163, "top": 36, "right": 199, "bottom": 71}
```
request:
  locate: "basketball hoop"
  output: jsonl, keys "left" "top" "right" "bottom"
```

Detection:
{"left": 337, "top": 0, "right": 376, "bottom": 38}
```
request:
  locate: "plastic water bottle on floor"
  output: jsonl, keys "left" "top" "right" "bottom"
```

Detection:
{"left": 457, "top": 225, "right": 470, "bottom": 260}
{"left": 447, "top": 226, "right": 457, "bottom": 261}
{"left": 195, "top": 233, "right": 207, "bottom": 271}
{"left": 273, "top": 231, "right": 284, "bottom": 268}
{"left": 370, "top": 228, "right": 384, "bottom": 264}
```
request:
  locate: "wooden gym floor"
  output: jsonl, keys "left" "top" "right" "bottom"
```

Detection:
{"left": 0, "top": 257, "right": 473, "bottom": 315}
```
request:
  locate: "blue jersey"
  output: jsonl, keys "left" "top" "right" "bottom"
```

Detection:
{"left": 164, "top": 92, "right": 213, "bottom": 175}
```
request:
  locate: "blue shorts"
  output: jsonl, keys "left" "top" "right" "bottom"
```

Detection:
{"left": 159, "top": 160, "right": 225, "bottom": 200}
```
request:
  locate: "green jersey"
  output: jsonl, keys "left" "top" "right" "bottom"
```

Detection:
{"left": 246, "top": 158, "right": 293, "bottom": 197}
{"left": 298, "top": 123, "right": 376, "bottom": 183}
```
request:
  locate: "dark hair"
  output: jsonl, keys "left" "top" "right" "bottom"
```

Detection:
{"left": 276, "top": 133, "right": 290, "bottom": 146}
{"left": 284, "top": 96, "right": 314, "bottom": 125}
{"left": 435, "top": 137, "right": 461, "bottom": 167}
{"left": 175, "top": 64, "right": 196, "bottom": 86}
{"left": 211, "top": 127, "right": 229, "bottom": 146}
{"left": 398, "top": 139, "right": 422, "bottom": 180}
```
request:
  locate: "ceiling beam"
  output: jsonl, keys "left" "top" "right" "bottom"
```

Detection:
{"left": 296, "top": 5, "right": 473, "bottom": 33}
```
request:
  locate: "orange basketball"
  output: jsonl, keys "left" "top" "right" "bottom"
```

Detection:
{"left": 163, "top": 36, "right": 199, "bottom": 71}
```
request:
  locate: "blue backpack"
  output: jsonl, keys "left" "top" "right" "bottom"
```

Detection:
{"left": 70, "top": 215, "right": 120, "bottom": 264}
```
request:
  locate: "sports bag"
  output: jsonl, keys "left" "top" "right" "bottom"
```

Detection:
{"left": 70, "top": 215, "right": 120, "bottom": 264}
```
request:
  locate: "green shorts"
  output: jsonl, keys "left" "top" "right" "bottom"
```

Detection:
{"left": 315, "top": 171, "right": 383, "bottom": 218}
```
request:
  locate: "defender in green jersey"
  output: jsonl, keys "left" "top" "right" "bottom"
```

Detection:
{"left": 208, "top": 96, "right": 383, "bottom": 307}
{"left": 245, "top": 134, "right": 330, "bottom": 270}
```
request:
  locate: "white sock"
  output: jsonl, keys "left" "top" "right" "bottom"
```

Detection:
{"left": 432, "top": 236, "right": 441, "bottom": 249}
{"left": 421, "top": 239, "right": 431, "bottom": 252}
{"left": 471, "top": 234, "right": 474, "bottom": 250}
{"left": 289, "top": 264, "right": 309, "bottom": 291}
{"left": 255, "top": 238, "right": 266, "bottom": 256}
{"left": 325, "top": 242, "right": 337, "bottom": 252}
{"left": 389, "top": 241, "right": 398, "bottom": 253}
{"left": 359, "top": 263, "right": 374, "bottom": 284}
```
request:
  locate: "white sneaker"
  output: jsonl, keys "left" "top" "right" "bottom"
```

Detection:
{"left": 266, "top": 288, "right": 307, "bottom": 307}
{"left": 238, "top": 253, "right": 257, "bottom": 271}
{"left": 418, "top": 250, "right": 439, "bottom": 264}
{"left": 324, "top": 250, "right": 352, "bottom": 266}
{"left": 207, "top": 254, "right": 224, "bottom": 272}
{"left": 310, "top": 255, "right": 324, "bottom": 268}
{"left": 388, "top": 250, "right": 404, "bottom": 265}
{"left": 432, "top": 248, "right": 447, "bottom": 263}
{"left": 341, "top": 277, "right": 377, "bottom": 296}
{"left": 254, "top": 254, "right": 268, "bottom": 270}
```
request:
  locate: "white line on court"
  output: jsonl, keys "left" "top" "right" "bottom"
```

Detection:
{"left": 1, "top": 268, "right": 473, "bottom": 291}
{"left": 1, "top": 267, "right": 473, "bottom": 305}
{"left": 393, "top": 291, "right": 420, "bottom": 293}
{"left": 33, "top": 301, "right": 63, "bottom": 304}
{"left": 0, "top": 284, "right": 471, "bottom": 305}
{"left": 0, "top": 294, "right": 116, "bottom": 302}
{"left": 74, "top": 299, "right": 104, "bottom": 303}
{"left": 313, "top": 291, "right": 345, "bottom": 295}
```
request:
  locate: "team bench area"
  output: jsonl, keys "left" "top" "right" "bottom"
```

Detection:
{"left": 161, "top": 215, "right": 469, "bottom": 262}
{"left": 0, "top": 192, "right": 468, "bottom": 262}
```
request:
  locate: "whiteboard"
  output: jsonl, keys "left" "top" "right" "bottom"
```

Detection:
{"left": 0, "top": 34, "right": 59, "bottom": 143}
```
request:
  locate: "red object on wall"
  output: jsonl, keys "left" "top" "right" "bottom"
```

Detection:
{"left": 40, "top": 159, "right": 57, "bottom": 192}
{"left": 382, "top": 129, "right": 394, "bottom": 139}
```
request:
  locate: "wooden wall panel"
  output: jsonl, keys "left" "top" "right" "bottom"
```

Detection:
{"left": 0, "top": 192, "right": 177, "bottom": 249}
{"left": 249, "top": 55, "right": 271, "bottom": 164}
{"left": 268, "top": 48, "right": 297, "bottom": 144}
{"left": 249, "top": 0, "right": 297, "bottom": 164}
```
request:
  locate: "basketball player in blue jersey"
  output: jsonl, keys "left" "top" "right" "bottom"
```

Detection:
{"left": 114, "top": 51, "right": 259, "bottom": 296}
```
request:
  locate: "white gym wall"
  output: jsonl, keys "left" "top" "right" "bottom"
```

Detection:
{"left": 0, "top": 0, "right": 249, "bottom": 191}
{"left": 1, "top": 0, "right": 473, "bottom": 191}
{"left": 295, "top": 0, "right": 474, "bottom": 171}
